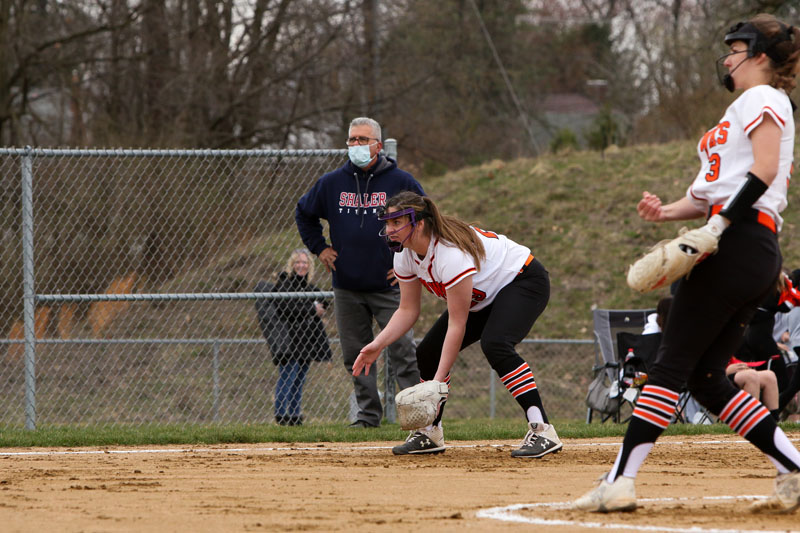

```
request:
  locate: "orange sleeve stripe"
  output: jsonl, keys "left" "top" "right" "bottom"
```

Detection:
{"left": 443, "top": 268, "right": 477, "bottom": 288}
{"left": 745, "top": 106, "right": 786, "bottom": 132}
{"left": 394, "top": 272, "right": 417, "bottom": 281}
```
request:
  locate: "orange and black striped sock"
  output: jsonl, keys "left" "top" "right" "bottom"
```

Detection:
{"left": 609, "top": 384, "right": 679, "bottom": 481}
{"left": 500, "top": 362, "right": 547, "bottom": 424}
{"left": 720, "top": 390, "right": 800, "bottom": 472}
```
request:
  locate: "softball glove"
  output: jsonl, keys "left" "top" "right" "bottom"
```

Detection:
{"left": 627, "top": 223, "right": 722, "bottom": 293}
{"left": 395, "top": 380, "right": 449, "bottom": 430}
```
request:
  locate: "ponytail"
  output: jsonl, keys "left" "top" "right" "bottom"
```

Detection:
{"left": 384, "top": 192, "right": 486, "bottom": 269}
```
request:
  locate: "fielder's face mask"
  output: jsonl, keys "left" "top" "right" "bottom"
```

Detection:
{"left": 377, "top": 207, "right": 420, "bottom": 253}
{"left": 716, "top": 21, "right": 793, "bottom": 92}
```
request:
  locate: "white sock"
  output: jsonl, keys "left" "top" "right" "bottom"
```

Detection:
{"left": 526, "top": 406, "right": 544, "bottom": 425}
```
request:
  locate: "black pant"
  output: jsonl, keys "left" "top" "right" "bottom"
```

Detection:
{"left": 649, "top": 219, "right": 781, "bottom": 414}
{"left": 415, "top": 258, "right": 550, "bottom": 379}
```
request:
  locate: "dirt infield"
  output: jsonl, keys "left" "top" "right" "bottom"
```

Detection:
{"left": 0, "top": 433, "right": 799, "bottom": 532}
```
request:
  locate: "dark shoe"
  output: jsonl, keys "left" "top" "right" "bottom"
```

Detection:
{"left": 348, "top": 420, "right": 378, "bottom": 428}
{"left": 287, "top": 416, "right": 303, "bottom": 426}
{"left": 392, "top": 427, "right": 445, "bottom": 455}
{"left": 276, "top": 415, "right": 290, "bottom": 426}
{"left": 511, "top": 422, "right": 563, "bottom": 458}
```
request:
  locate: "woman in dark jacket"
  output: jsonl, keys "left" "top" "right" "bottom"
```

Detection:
{"left": 270, "top": 248, "right": 332, "bottom": 426}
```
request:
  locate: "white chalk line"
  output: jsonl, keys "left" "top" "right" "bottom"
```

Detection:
{"left": 476, "top": 496, "right": 800, "bottom": 533}
{"left": 0, "top": 436, "right": 797, "bottom": 457}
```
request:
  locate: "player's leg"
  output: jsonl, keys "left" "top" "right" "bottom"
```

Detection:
{"left": 576, "top": 224, "right": 777, "bottom": 511}
{"left": 480, "top": 261, "right": 549, "bottom": 419}
{"left": 392, "top": 310, "right": 486, "bottom": 455}
{"left": 691, "top": 362, "right": 800, "bottom": 512}
{"left": 574, "top": 283, "right": 732, "bottom": 511}
{"left": 478, "top": 260, "right": 559, "bottom": 458}
{"left": 369, "top": 290, "right": 420, "bottom": 391}
{"left": 334, "top": 288, "right": 382, "bottom": 427}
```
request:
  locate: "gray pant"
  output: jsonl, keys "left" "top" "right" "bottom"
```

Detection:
{"left": 334, "top": 288, "right": 420, "bottom": 426}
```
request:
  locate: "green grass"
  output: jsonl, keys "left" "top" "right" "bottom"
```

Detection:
{"left": 1, "top": 419, "right": 797, "bottom": 448}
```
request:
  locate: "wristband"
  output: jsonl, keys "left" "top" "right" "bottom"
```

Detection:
{"left": 719, "top": 172, "right": 768, "bottom": 223}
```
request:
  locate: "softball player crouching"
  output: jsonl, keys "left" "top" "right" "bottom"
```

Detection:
{"left": 351, "top": 190, "right": 561, "bottom": 458}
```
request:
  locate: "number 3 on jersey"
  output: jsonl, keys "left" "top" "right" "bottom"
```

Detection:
{"left": 705, "top": 153, "right": 720, "bottom": 182}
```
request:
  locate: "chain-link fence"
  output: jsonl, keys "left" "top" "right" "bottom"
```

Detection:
{"left": 0, "top": 147, "right": 595, "bottom": 429}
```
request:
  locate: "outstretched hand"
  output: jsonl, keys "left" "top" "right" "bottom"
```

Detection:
{"left": 352, "top": 344, "right": 382, "bottom": 376}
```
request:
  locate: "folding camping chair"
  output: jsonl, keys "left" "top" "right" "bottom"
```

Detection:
{"left": 587, "top": 308, "right": 714, "bottom": 424}
{"left": 586, "top": 308, "right": 654, "bottom": 423}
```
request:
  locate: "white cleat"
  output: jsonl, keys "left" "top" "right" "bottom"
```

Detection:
{"left": 573, "top": 473, "right": 637, "bottom": 512}
{"left": 750, "top": 471, "right": 800, "bottom": 514}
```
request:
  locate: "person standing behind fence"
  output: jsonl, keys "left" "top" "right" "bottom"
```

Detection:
{"left": 352, "top": 191, "right": 561, "bottom": 457}
{"left": 574, "top": 13, "right": 800, "bottom": 513}
{"left": 295, "top": 117, "right": 423, "bottom": 428}
{"left": 256, "top": 249, "right": 332, "bottom": 426}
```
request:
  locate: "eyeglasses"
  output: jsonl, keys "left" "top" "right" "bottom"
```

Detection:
{"left": 346, "top": 136, "right": 379, "bottom": 146}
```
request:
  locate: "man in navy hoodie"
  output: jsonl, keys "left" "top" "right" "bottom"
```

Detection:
{"left": 295, "top": 117, "right": 423, "bottom": 427}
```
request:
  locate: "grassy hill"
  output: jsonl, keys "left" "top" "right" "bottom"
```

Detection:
{"left": 419, "top": 140, "right": 800, "bottom": 339}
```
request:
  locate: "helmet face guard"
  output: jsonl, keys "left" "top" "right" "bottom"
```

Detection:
{"left": 378, "top": 207, "right": 418, "bottom": 252}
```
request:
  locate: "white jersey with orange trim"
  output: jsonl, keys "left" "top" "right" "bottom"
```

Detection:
{"left": 393, "top": 227, "right": 531, "bottom": 311}
{"left": 687, "top": 84, "right": 793, "bottom": 231}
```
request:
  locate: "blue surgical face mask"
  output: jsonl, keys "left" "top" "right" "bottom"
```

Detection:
{"left": 348, "top": 144, "right": 375, "bottom": 168}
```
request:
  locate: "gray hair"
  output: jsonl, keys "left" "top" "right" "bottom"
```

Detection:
{"left": 349, "top": 117, "right": 382, "bottom": 141}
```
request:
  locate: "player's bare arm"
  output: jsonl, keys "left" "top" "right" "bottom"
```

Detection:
{"left": 319, "top": 246, "right": 338, "bottom": 272}
{"left": 749, "top": 115, "right": 781, "bottom": 184}
{"left": 638, "top": 193, "right": 704, "bottom": 222}
{"left": 352, "top": 280, "right": 421, "bottom": 376}
{"left": 434, "top": 277, "right": 473, "bottom": 382}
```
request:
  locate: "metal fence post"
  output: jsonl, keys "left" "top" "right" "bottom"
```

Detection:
{"left": 21, "top": 147, "right": 36, "bottom": 430}
{"left": 489, "top": 372, "right": 496, "bottom": 419}
{"left": 384, "top": 350, "right": 396, "bottom": 423}
{"left": 212, "top": 340, "right": 221, "bottom": 422}
{"left": 384, "top": 138, "right": 397, "bottom": 161}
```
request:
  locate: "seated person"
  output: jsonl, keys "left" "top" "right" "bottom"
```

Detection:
{"left": 726, "top": 357, "right": 780, "bottom": 421}
{"left": 736, "top": 271, "right": 800, "bottom": 419}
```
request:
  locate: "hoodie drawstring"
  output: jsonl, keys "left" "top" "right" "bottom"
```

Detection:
{"left": 353, "top": 170, "right": 373, "bottom": 229}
